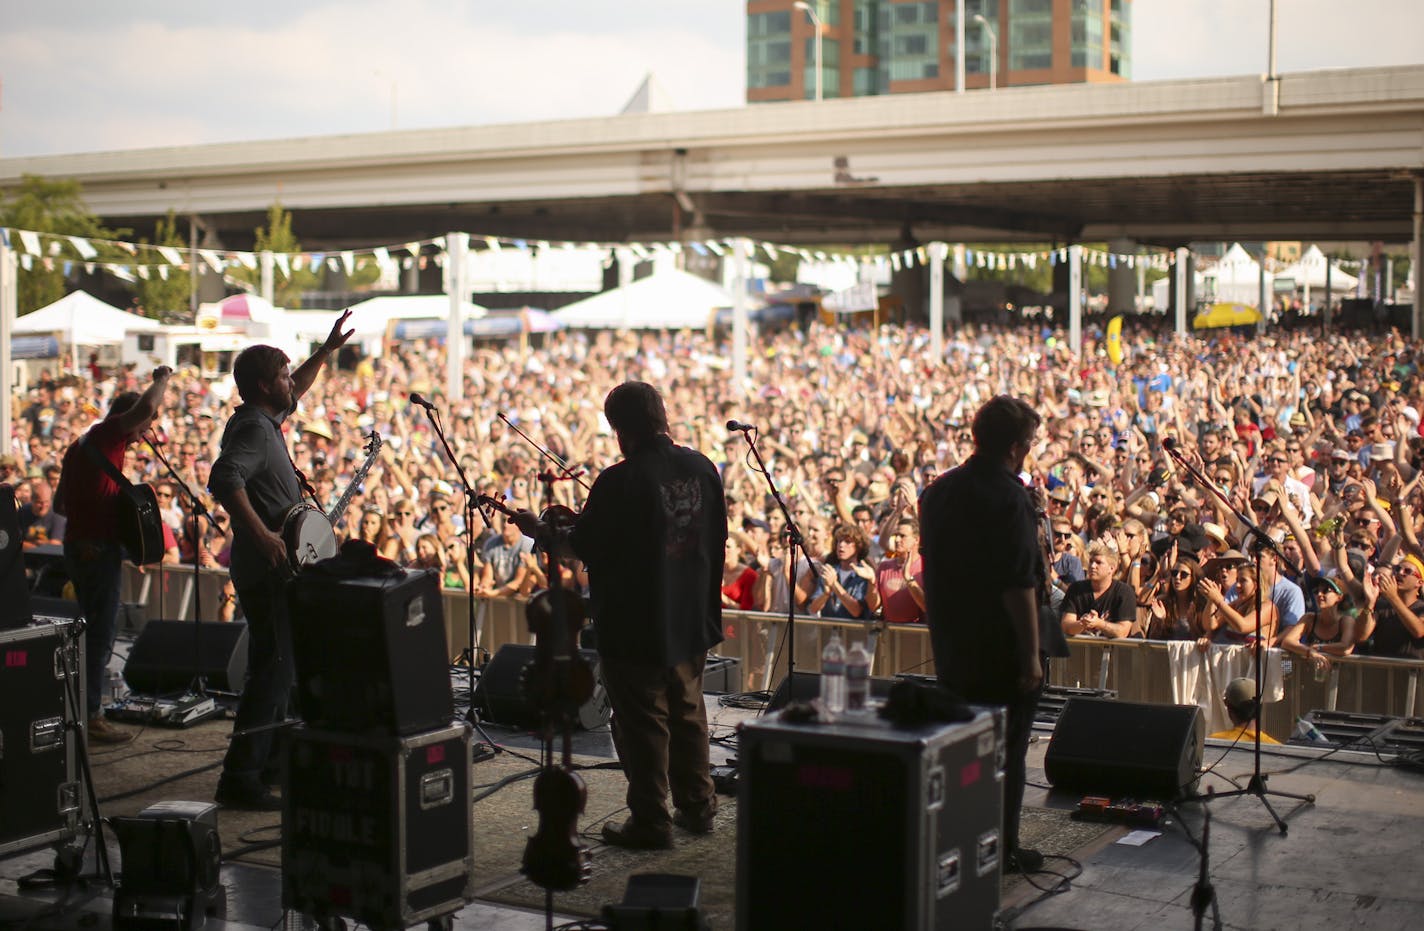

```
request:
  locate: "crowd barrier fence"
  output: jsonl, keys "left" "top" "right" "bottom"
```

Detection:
{"left": 117, "top": 565, "right": 1424, "bottom": 742}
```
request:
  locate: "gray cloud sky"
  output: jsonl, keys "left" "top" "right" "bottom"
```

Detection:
{"left": 1, "top": 0, "right": 1418, "bottom": 158}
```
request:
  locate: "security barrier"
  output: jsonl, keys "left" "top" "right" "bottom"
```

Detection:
{"left": 114, "top": 569, "right": 1423, "bottom": 741}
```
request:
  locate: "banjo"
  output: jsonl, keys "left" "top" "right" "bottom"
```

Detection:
{"left": 281, "top": 432, "right": 383, "bottom": 574}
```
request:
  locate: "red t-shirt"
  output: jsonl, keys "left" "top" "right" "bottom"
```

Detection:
{"left": 60, "top": 418, "right": 129, "bottom": 544}
{"left": 876, "top": 554, "right": 925, "bottom": 623}
{"left": 722, "top": 566, "right": 758, "bottom": 610}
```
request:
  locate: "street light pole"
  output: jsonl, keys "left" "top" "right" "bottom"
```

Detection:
{"left": 793, "top": 1, "right": 823, "bottom": 102}
{"left": 972, "top": 14, "right": 997, "bottom": 91}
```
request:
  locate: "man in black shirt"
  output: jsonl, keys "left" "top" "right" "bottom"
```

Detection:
{"left": 920, "top": 395, "right": 1045, "bottom": 874}
{"left": 208, "top": 312, "right": 352, "bottom": 810}
{"left": 515, "top": 381, "right": 726, "bottom": 849}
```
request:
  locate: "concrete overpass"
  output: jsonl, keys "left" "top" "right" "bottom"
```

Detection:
{"left": 4, "top": 65, "right": 1424, "bottom": 250}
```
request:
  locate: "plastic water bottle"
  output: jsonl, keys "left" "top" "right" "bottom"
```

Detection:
{"left": 820, "top": 633, "right": 847, "bottom": 716}
{"left": 1294, "top": 717, "right": 1330, "bottom": 745}
{"left": 845, "top": 641, "right": 871, "bottom": 714}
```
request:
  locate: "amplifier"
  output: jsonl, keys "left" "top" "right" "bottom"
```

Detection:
{"left": 283, "top": 723, "right": 474, "bottom": 929}
{"left": 0, "top": 620, "right": 83, "bottom": 856}
{"left": 1035, "top": 685, "right": 1118, "bottom": 724}
{"left": 288, "top": 569, "right": 453, "bottom": 736}
{"left": 737, "top": 710, "right": 1002, "bottom": 930}
{"left": 702, "top": 656, "right": 742, "bottom": 694}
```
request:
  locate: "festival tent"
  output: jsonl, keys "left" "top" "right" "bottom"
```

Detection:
{"left": 14, "top": 291, "right": 162, "bottom": 345}
{"left": 1201, "top": 243, "right": 1272, "bottom": 306}
{"left": 1276, "top": 245, "right": 1358, "bottom": 292}
{"left": 340, "top": 294, "right": 489, "bottom": 338}
{"left": 553, "top": 269, "right": 739, "bottom": 329}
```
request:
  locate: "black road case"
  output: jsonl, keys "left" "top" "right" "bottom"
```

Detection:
{"left": 0, "top": 620, "right": 84, "bottom": 856}
{"left": 736, "top": 710, "right": 1003, "bottom": 930}
{"left": 282, "top": 722, "right": 474, "bottom": 930}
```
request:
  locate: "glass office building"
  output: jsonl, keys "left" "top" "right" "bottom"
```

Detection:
{"left": 747, "top": 0, "right": 1130, "bottom": 102}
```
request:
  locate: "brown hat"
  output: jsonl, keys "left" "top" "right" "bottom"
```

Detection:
{"left": 1049, "top": 487, "right": 1073, "bottom": 504}
{"left": 1203, "top": 549, "right": 1249, "bottom": 575}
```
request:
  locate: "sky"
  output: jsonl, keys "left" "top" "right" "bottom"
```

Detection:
{"left": 2, "top": 0, "right": 1422, "bottom": 159}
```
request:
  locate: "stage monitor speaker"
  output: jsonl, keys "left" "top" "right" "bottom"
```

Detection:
{"left": 474, "top": 644, "right": 610, "bottom": 730}
{"left": 123, "top": 621, "right": 249, "bottom": 695}
{"left": 766, "top": 670, "right": 896, "bottom": 712}
{"left": 287, "top": 568, "right": 453, "bottom": 736}
{"left": 111, "top": 801, "right": 226, "bottom": 930}
{"left": 1044, "top": 697, "right": 1205, "bottom": 801}
{"left": 0, "top": 485, "right": 32, "bottom": 630}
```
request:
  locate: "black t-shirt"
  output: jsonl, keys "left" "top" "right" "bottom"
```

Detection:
{"left": 919, "top": 455, "right": 1040, "bottom": 702}
{"left": 1062, "top": 579, "right": 1138, "bottom": 633}
{"left": 1358, "top": 596, "right": 1424, "bottom": 658}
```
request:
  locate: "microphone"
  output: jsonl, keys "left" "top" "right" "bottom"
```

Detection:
{"left": 726, "top": 420, "right": 756, "bottom": 433}
{"left": 409, "top": 392, "right": 436, "bottom": 410}
{"left": 1162, "top": 436, "right": 1178, "bottom": 451}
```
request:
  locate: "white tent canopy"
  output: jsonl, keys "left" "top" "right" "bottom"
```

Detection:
{"left": 553, "top": 269, "right": 735, "bottom": 329}
{"left": 1202, "top": 243, "right": 1272, "bottom": 306}
{"left": 338, "top": 294, "right": 488, "bottom": 339}
{"left": 14, "top": 290, "right": 162, "bottom": 344}
{"left": 1277, "top": 245, "right": 1359, "bottom": 292}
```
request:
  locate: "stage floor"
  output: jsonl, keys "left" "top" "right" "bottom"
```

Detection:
{"left": 4, "top": 649, "right": 1423, "bottom": 930}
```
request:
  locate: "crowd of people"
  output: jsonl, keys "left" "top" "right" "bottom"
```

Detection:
{"left": 8, "top": 316, "right": 1423, "bottom": 663}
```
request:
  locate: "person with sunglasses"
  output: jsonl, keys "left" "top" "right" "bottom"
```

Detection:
{"left": 1354, "top": 557, "right": 1424, "bottom": 658}
{"left": 1145, "top": 551, "right": 1209, "bottom": 642}
{"left": 1252, "top": 443, "right": 1315, "bottom": 524}
{"left": 1280, "top": 576, "right": 1361, "bottom": 675}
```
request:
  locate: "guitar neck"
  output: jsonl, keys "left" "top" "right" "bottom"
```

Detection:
{"left": 326, "top": 440, "right": 383, "bottom": 528}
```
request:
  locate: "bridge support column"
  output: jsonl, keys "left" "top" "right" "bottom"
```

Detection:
{"left": 1414, "top": 174, "right": 1423, "bottom": 339}
{"left": 1068, "top": 244, "right": 1083, "bottom": 357}
{"left": 731, "top": 238, "right": 750, "bottom": 395}
{"left": 445, "top": 232, "right": 468, "bottom": 401}
{"left": 260, "top": 251, "right": 275, "bottom": 306}
{"left": 928, "top": 241, "right": 947, "bottom": 360}
{"left": 0, "top": 238, "right": 14, "bottom": 455}
{"left": 1173, "top": 248, "right": 1190, "bottom": 336}
{"left": 1107, "top": 239, "right": 1137, "bottom": 315}
{"left": 891, "top": 231, "right": 923, "bottom": 325}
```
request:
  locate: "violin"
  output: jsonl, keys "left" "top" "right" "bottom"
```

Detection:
{"left": 509, "top": 507, "right": 593, "bottom": 892}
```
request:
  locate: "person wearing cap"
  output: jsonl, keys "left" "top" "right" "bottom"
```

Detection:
{"left": 1325, "top": 448, "right": 1355, "bottom": 496}
{"left": 1281, "top": 576, "right": 1360, "bottom": 675}
{"left": 1209, "top": 677, "right": 1281, "bottom": 744}
{"left": 1354, "top": 555, "right": 1424, "bottom": 658}
{"left": 55, "top": 364, "right": 174, "bottom": 746}
{"left": 1061, "top": 539, "right": 1138, "bottom": 639}
{"left": 1049, "top": 518, "right": 1085, "bottom": 588}
{"left": 208, "top": 312, "right": 354, "bottom": 811}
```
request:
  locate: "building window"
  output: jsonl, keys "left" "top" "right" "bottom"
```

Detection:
{"left": 881, "top": 0, "right": 939, "bottom": 84}
{"left": 803, "top": 37, "right": 842, "bottom": 98}
{"left": 1008, "top": 0, "right": 1054, "bottom": 71}
{"left": 853, "top": 66, "right": 880, "bottom": 95}
{"left": 748, "top": 11, "right": 793, "bottom": 90}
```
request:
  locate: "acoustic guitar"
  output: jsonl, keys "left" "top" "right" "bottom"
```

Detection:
{"left": 77, "top": 437, "right": 166, "bottom": 564}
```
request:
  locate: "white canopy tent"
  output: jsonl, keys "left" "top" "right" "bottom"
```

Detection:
{"left": 1151, "top": 269, "right": 1204, "bottom": 312}
{"left": 14, "top": 290, "right": 162, "bottom": 343}
{"left": 553, "top": 269, "right": 736, "bottom": 329}
{"left": 1276, "top": 245, "right": 1359, "bottom": 292}
{"left": 14, "top": 291, "right": 162, "bottom": 369}
{"left": 339, "top": 294, "right": 488, "bottom": 337}
{"left": 1202, "top": 243, "right": 1272, "bottom": 307}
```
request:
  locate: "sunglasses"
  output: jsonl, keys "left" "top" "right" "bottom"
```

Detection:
{"left": 1268, "top": 457, "right": 1288, "bottom": 464}
{"left": 1172, "top": 570, "right": 1193, "bottom": 580}
{"left": 1054, "top": 532, "right": 1074, "bottom": 540}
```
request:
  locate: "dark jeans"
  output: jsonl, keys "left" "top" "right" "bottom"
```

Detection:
{"left": 600, "top": 652, "right": 716, "bottom": 830}
{"left": 951, "top": 673, "right": 1044, "bottom": 856}
{"left": 64, "top": 540, "right": 122, "bottom": 717}
{"left": 219, "top": 573, "right": 294, "bottom": 796}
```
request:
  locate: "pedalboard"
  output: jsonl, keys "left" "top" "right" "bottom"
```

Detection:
{"left": 1071, "top": 795, "right": 1165, "bottom": 827}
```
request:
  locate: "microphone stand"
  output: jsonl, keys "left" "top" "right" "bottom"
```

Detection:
{"left": 498, "top": 412, "right": 592, "bottom": 495}
{"left": 1160, "top": 440, "right": 1315, "bottom": 834}
{"left": 146, "top": 434, "right": 211, "bottom": 699}
{"left": 730, "top": 425, "right": 818, "bottom": 704}
{"left": 414, "top": 400, "right": 491, "bottom": 724}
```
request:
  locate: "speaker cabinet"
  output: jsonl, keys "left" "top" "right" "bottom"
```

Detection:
{"left": 0, "top": 620, "right": 82, "bottom": 856}
{"left": 123, "top": 621, "right": 249, "bottom": 695}
{"left": 287, "top": 569, "right": 453, "bottom": 736}
{"left": 111, "top": 801, "right": 226, "bottom": 930}
{"left": 0, "top": 485, "right": 31, "bottom": 630}
{"left": 1044, "top": 698, "right": 1206, "bottom": 800}
{"left": 474, "top": 644, "right": 610, "bottom": 730}
{"left": 767, "top": 670, "right": 897, "bottom": 712}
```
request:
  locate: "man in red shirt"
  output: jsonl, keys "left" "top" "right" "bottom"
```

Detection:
{"left": 56, "top": 366, "right": 173, "bottom": 744}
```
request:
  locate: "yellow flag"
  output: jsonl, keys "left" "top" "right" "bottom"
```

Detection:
{"left": 1106, "top": 314, "right": 1124, "bottom": 366}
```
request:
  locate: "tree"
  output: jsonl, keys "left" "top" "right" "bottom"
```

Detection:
{"left": 133, "top": 211, "right": 193, "bottom": 322}
{"left": 225, "top": 202, "right": 379, "bottom": 308}
{"left": 0, "top": 174, "right": 129, "bottom": 314}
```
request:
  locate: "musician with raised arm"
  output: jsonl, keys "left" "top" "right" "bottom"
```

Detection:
{"left": 56, "top": 365, "right": 174, "bottom": 745}
{"left": 208, "top": 313, "right": 352, "bottom": 811}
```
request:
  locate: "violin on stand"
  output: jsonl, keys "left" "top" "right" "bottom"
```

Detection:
{"left": 479, "top": 492, "right": 592, "bottom": 922}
